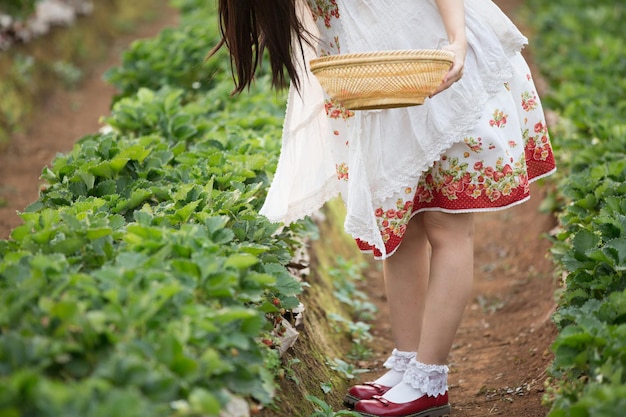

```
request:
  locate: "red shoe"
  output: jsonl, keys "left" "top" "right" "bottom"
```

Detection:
{"left": 343, "top": 383, "right": 392, "bottom": 408}
{"left": 354, "top": 392, "right": 450, "bottom": 417}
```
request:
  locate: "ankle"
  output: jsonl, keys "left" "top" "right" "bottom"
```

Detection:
{"left": 373, "top": 348, "right": 417, "bottom": 387}
{"left": 381, "top": 360, "right": 449, "bottom": 404}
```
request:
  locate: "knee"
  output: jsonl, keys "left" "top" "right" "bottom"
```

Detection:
{"left": 423, "top": 211, "right": 474, "bottom": 249}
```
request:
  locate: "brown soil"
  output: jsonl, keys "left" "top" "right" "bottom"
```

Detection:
{"left": 0, "top": 1, "right": 559, "bottom": 417}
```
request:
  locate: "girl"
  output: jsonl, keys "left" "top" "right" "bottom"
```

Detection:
{"left": 213, "top": 1, "right": 556, "bottom": 416}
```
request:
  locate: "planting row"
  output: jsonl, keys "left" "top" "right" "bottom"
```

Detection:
{"left": 0, "top": 1, "right": 328, "bottom": 416}
{"left": 0, "top": 0, "right": 171, "bottom": 146}
{"left": 523, "top": 0, "right": 626, "bottom": 415}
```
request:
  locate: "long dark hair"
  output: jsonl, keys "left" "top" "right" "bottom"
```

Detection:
{"left": 211, "top": 0, "right": 311, "bottom": 94}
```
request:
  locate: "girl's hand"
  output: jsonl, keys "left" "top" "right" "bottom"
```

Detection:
{"left": 430, "top": 40, "right": 467, "bottom": 97}
{"left": 431, "top": 0, "right": 467, "bottom": 97}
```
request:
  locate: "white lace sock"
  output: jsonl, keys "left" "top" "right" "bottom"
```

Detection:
{"left": 382, "top": 359, "right": 449, "bottom": 403}
{"left": 372, "top": 349, "right": 417, "bottom": 387}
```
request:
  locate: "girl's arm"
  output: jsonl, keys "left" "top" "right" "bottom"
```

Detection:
{"left": 431, "top": 0, "right": 467, "bottom": 96}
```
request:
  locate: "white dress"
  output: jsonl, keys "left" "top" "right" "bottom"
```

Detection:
{"left": 259, "top": 0, "right": 556, "bottom": 259}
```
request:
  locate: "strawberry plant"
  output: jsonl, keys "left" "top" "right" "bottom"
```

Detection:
{"left": 0, "top": 0, "right": 387, "bottom": 415}
{"left": 523, "top": 0, "right": 626, "bottom": 414}
{"left": 0, "top": 1, "right": 316, "bottom": 415}
{"left": 104, "top": 26, "right": 230, "bottom": 102}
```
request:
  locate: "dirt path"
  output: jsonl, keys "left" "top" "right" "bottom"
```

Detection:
{"left": 362, "top": 182, "right": 557, "bottom": 417}
{"left": 358, "top": 1, "right": 558, "bottom": 416}
{"left": 0, "top": 1, "right": 558, "bottom": 416}
{"left": 0, "top": 6, "right": 179, "bottom": 239}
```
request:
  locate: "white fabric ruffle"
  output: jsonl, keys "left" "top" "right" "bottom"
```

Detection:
{"left": 403, "top": 359, "right": 449, "bottom": 397}
{"left": 382, "top": 349, "right": 418, "bottom": 372}
{"left": 260, "top": 0, "right": 531, "bottom": 256}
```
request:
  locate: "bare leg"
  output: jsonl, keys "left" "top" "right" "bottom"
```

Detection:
{"left": 382, "top": 213, "right": 430, "bottom": 352}
{"left": 347, "top": 214, "right": 431, "bottom": 398}
{"left": 381, "top": 211, "right": 474, "bottom": 403}
{"left": 418, "top": 211, "right": 474, "bottom": 364}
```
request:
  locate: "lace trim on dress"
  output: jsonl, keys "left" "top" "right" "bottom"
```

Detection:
{"left": 261, "top": 165, "right": 342, "bottom": 225}
{"left": 260, "top": 0, "right": 544, "bottom": 260}
{"left": 365, "top": 28, "right": 519, "bottom": 205}
{"left": 382, "top": 349, "right": 417, "bottom": 372}
{"left": 402, "top": 359, "right": 449, "bottom": 397}
{"left": 271, "top": 178, "right": 341, "bottom": 226}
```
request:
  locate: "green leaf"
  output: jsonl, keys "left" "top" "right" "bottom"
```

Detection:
{"left": 585, "top": 248, "right": 614, "bottom": 265}
{"left": 78, "top": 171, "right": 96, "bottom": 190}
{"left": 51, "top": 300, "right": 80, "bottom": 321}
{"left": 265, "top": 263, "right": 302, "bottom": 296}
{"left": 205, "top": 271, "right": 238, "bottom": 297}
{"left": 188, "top": 388, "right": 220, "bottom": 415}
{"left": 604, "top": 238, "right": 626, "bottom": 271}
{"left": 244, "top": 272, "right": 276, "bottom": 287}
{"left": 204, "top": 216, "right": 230, "bottom": 234}
{"left": 212, "top": 308, "right": 259, "bottom": 325}
{"left": 224, "top": 253, "right": 259, "bottom": 270}
{"left": 257, "top": 301, "right": 280, "bottom": 314}
{"left": 211, "top": 228, "right": 235, "bottom": 245}
{"left": 573, "top": 229, "right": 600, "bottom": 257}
{"left": 171, "top": 356, "right": 198, "bottom": 377}
{"left": 174, "top": 200, "right": 200, "bottom": 223}
{"left": 86, "top": 227, "right": 112, "bottom": 240}
{"left": 50, "top": 237, "right": 85, "bottom": 255}
{"left": 575, "top": 193, "right": 597, "bottom": 210}
{"left": 280, "top": 295, "right": 301, "bottom": 310}
{"left": 89, "top": 159, "right": 130, "bottom": 179}
{"left": 120, "top": 189, "right": 153, "bottom": 212}
{"left": 120, "top": 144, "right": 152, "bottom": 163}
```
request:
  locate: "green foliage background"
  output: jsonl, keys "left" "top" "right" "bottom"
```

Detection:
{"left": 0, "top": 1, "right": 310, "bottom": 415}
{"left": 523, "top": 0, "right": 626, "bottom": 415}
{"left": 0, "top": 0, "right": 170, "bottom": 145}
{"left": 4, "top": 0, "right": 625, "bottom": 415}
{"left": 0, "top": 0, "right": 37, "bottom": 19}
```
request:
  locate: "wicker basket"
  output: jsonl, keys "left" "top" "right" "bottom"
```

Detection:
{"left": 309, "top": 49, "right": 454, "bottom": 110}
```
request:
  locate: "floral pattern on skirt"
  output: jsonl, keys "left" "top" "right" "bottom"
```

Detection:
{"left": 346, "top": 66, "right": 556, "bottom": 258}
{"left": 292, "top": 0, "right": 557, "bottom": 259}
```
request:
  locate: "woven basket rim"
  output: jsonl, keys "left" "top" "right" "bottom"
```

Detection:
{"left": 309, "top": 49, "right": 455, "bottom": 71}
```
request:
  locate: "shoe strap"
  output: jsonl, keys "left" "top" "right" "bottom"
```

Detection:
{"left": 363, "top": 382, "right": 388, "bottom": 393}
{"left": 371, "top": 395, "right": 391, "bottom": 406}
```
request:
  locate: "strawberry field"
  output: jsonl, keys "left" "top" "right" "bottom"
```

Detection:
{"left": 0, "top": 1, "right": 369, "bottom": 415}
{"left": 0, "top": 0, "right": 625, "bottom": 416}
{"left": 524, "top": 0, "right": 626, "bottom": 415}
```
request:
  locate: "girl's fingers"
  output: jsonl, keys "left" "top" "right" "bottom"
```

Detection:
{"left": 429, "top": 52, "right": 465, "bottom": 97}
{"left": 430, "top": 70, "right": 456, "bottom": 97}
